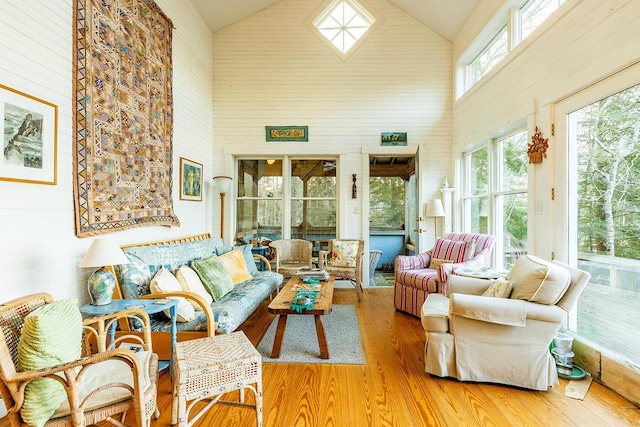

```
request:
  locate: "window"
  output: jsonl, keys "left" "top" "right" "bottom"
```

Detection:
{"left": 236, "top": 158, "right": 337, "bottom": 243}
{"left": 568, "top": 82, "right": 640, "bottom": 366}
{"left": 462, "top": 129, "right": 529, "bottom": 268}
{"left": 467, "top": 27, "right": 508, "bottom": 89}
{"left": 310, "top": 0, "right": 377, "bottom": 60}
{"left": 519, "top": 0, "right": 564, "bottom": 41}
{"left": 458, "top": 0, "right": 567, "bottom": 96}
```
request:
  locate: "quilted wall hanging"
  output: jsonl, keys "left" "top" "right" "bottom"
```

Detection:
{"left": 73, "top": 0, "right": 180, "bottom": 237}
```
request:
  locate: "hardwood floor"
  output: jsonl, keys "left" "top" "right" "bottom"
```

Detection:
{"left": 3, "top": 287, "right": 639, "bottom": 426}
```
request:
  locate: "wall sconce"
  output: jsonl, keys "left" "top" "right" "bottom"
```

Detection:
{"left": 213, "top": 175, "right": 233, "bottom": 239}
{"left": 266, "top": 159, "right": 276, "bottom": 165}
{"left": 425, "top": 199, "right": 445, "bottom": 238}
{"left": 352, "top": 174, "right": 357, "bottom": 199}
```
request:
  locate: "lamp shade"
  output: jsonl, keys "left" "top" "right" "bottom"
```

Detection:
{"left": 425, "top": 199, "right": 445, "bottom": 218}
{"left": 79, "top": 238, "right": 129, "bottom": 269}
{"left": 213, "top": 175, "right": 233, "bottom": 194}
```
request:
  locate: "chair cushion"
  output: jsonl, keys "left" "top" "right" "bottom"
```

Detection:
{"left": 18, "top": 299, "right": 83, "bottom": 427}
{"left": 175, "top": 264, "right": 213, "bottom": 309}
{"left": 329, "top": 240, "right": 359, "bottom": 267}
{"left": 217, "top": 248, "right": 253, "bottom": 284}
{"left": 507, "top": 255, "right": 571, "bottom": 304}
{"left": 432, "top": 238, "right": 476, "bottom": 263}
{"left": 481, "top": 279, "right": 513, "bottom": 298}
{"left": 150, "top": 267, "right": 196, "bottom": 322}
{"left": 53, "top": 349, "right": 152, "bottom": 416}
{"left": 191, "top": 254, "right": 235, "bottom": 301}
{"left": 421, "top": 294, "right": 450, "bottom": 333}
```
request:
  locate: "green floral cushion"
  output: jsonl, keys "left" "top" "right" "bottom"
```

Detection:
{"left": 329, "top": 240, "right": 359, "bottom": 268}
{"left": 191, "top": 254, "right": 235, "bottom": 301}
{"left": 18, "top": 299, "right": 82, "bottom": 427}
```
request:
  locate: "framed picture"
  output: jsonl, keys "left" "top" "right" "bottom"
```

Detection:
{"left": 1, "top": 84, "right": 58, "bottom": 184}
{"left": 179, "top": 157, "right": 203, "bottom": 201}
{"left": 381, "top": 132, "right": 408, "bottom": 146}
{"left": 266, "top": 126, "right": 309, "bottom": 142}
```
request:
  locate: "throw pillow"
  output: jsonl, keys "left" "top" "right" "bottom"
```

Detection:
{"left": 432, "top": 238, "right": 476, "bottom": 263}
{"left": 329, "top": 240, "right": 359, "bottom": 267}
{"left": 18, "top": 299, "right": 82, "bottom": 427}
{"left": 116, "top": 263, "right": 155, "bottom": 299}
{"left": 191, "top": 254, "right": 235, "bottom": 301}
{"left": 507, "top": 254, "right": 571, "bottom": 304}
{"left": 175, "top": 264, "right": 213, "bottom": 310}
{"left": 481, "top": 279, "right": 513, "bottom": 298}
{"left": 216, "top": 244, "right": 259, "bottom": 276}
{"left": 428, "top": 258, "right": 450, "bottom": 270}
{"left": 217, "top": 248, "right": 254, "bottom": 285}
{"left": 150, "top": 267, "right": 196, "bottom": 322}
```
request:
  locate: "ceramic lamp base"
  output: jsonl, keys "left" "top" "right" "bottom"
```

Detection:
{"left": 87, "top": 267, "right": 116, "bottom": 306}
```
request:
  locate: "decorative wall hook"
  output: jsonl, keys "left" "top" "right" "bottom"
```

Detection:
{"left": 528, "top": 126, "right": 548, "bottom": 164}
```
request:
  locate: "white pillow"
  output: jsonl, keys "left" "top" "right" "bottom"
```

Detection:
{"left": 175, "top": 265, "right": 213, "bottom": 310}
{"left": 507, "top": 255, "right": 571, "bottom": 305}
{"left": 150, "top": 267, "right": 196, "bottom": 322}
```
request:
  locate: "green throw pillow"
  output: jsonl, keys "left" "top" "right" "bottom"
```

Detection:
{"left": 191, "top": 254, "right": 235, "bottom": 301}
{"left": 18, "top": 299, "right": 83, "bottom": 427}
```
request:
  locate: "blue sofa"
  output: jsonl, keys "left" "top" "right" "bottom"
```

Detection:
{"left": 111, "top": 234, "right": 283, "bottom": 349}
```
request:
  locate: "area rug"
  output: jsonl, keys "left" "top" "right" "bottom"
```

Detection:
{"left": 373, "top": 271, "right": 394, "bottom": 287}
{"left": 257, "top": 305, "right": 365, "bottom": 365}
{"left": 72, "top": 0, "right": 179, "bottom": 237}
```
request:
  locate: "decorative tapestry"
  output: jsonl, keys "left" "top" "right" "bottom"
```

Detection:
{"left": 73, "top": 0, "right": 179, "bottom": 237}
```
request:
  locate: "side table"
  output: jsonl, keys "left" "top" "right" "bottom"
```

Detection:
{"left": 172, "top": 331, "right": 262, "bottom": 426}
{"left": 80, "top": 298, "right": 178, "bottom": 372}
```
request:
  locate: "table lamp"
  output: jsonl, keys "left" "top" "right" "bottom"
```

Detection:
{"left": 425, "top": 199, "right": 445, "bottom": 239}
{"left": 213, "top": 175, "right": 233, "bottom": 239}
{"left": 79, "top": 238, "right": 129, "bottom": 305}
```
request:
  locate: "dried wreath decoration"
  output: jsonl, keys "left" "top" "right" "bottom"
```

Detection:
{"left": 528, "top": 126, "right": 548, "bottom": 164}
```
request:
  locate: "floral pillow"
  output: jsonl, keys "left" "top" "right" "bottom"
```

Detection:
{"left": 329, "top": 240, "right": 359, "bottom": 268}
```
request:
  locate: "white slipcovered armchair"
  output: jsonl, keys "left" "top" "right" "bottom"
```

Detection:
{"left": 421, "top": 256, "right": 591, "bottom": 391}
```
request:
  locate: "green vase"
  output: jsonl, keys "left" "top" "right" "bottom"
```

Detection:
{"left": 87, "top": 267, "right": 116, "bottom": 305}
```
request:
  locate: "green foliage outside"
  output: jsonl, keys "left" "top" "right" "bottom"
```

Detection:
{"left": 369, "top": 177, "right": 405, "bottom": 229}
{"left": 576, "top": 83, "right": 640, "bottom": 259}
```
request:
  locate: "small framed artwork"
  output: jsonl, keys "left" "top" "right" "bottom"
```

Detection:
{"left": 381, "top": 132, "right": 408, "bottom": 146}
{"left": 266, "top": 126, "right": 309, "bottom": 142}
{"left": 1, "top": 83, "right": 58, "bottom": 184}
{"left": 179, "top": 157, "right": 203, "bottom": 201}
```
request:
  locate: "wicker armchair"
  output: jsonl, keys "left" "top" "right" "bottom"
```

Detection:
{"left": 320, "top": 239, "right": 365, "bottom": 301}
{"left": 0, "top": 293, "right": 159, "bottom": 427}
{"left": 269, "top": 239, "right": 313, "bottom": 278}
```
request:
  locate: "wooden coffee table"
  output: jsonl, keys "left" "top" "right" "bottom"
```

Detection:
{"left": 267, "top": 275, "right": 334, "bottom": 359}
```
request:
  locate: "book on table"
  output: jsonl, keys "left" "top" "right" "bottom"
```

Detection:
{"left": 298, "top": 269, "right": 330, "bottom": 281}
{"left": 290, "top": 281, "right": 321, "bottom": 291}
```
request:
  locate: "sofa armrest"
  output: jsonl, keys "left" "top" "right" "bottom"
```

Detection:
{"left": 253, "top": 253, "right": 271, "bottom": 271}
{"left": 450, "top": 293, "right": 527, "bottom": 327}
{"left": 447, "top": 274, "right": 492, "bottom": 296}
{"left": 394, "top": 252, "right": 431, "bottom": 273}
{"left": 139, "top": 291, "right": 216, "bottom": 337}
{"left": 437, "top": 253, "right": 486, "bottom": 287}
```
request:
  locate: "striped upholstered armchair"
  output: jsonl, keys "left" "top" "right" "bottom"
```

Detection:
{"left": 393, "top": 233, "right": 495, "bottom": 317}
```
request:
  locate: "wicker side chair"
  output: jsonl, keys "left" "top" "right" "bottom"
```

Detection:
{"left": 269, "top": 239, "right": 313, "bottom": 278}
{"left": 320, "top": 239, "right": 365, "bottom": 301}
{"left": 0, "top": 293, "right": 159, "bottom": 427}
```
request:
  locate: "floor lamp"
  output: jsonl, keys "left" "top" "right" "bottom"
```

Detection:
{"left": 425, "top": 199, "right": 445, "bottom": 239}
{"left": 213, "top": 176, "right": 232, "bottom": 239}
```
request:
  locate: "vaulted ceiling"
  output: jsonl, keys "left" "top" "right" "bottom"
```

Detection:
{"left": 189, "top": 0, "right": 480, "bottom": 41}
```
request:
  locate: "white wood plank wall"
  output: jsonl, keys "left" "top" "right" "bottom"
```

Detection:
{"left": 0, "top": 0, "right": 214, "bottom": 304}
{"left": 212, "top": 0, "right": 454, "bottom": 239}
